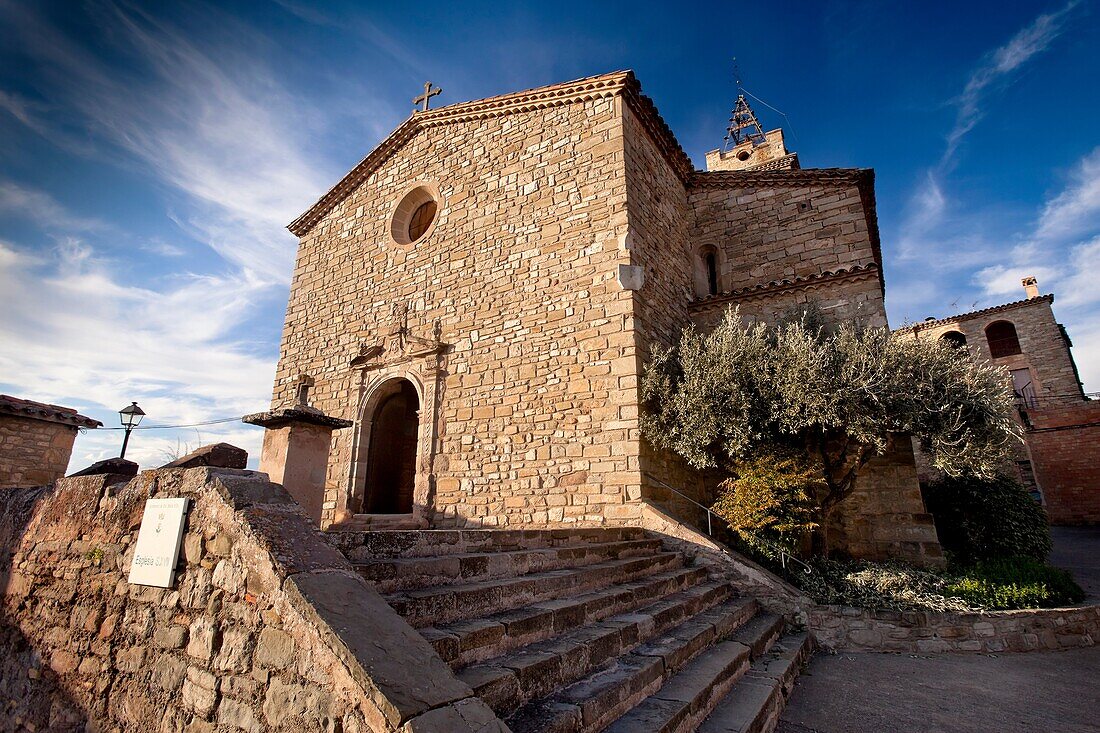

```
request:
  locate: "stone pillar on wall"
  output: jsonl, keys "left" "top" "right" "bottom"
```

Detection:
{"left": 828, "top": 435, "right": 944, "bottom": 566}
{"left": 243, "top": 408, "right": 352, "bottom": 526}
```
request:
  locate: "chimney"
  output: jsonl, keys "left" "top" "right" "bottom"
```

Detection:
{"left": 1022, "top": 276, "right": 1039, "bottom": 299}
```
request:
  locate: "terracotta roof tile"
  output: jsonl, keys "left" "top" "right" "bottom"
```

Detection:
{"left": 894, "top": 294, "right": 1055, "bottom": 332}
{"left": 0, "top": 394, "right": 101, "bottom": 428}
{"left": 688, "top": 262, "right": 881, "bottom": 308}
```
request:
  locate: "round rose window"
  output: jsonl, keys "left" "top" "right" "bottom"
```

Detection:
{"left": 390, "top": 187, "right": 439, "bottom": 245}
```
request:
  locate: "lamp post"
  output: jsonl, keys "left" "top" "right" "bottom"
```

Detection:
{"left": 119, "top": 402, "right": 145, "bottom": 460}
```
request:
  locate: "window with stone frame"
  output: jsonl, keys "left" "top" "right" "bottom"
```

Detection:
{"left": 1010, "top": 368, "right": 1036, "bottom": 408}
{"left": 694, "top": 244, "right": 723, "bottom": 298}
{"left": 940, "top": 331, "right": 967, "bottom": 349}
{"left": 390, "top": 185, "right": 440, "bottom": 245}
{"left": 985, "top": 320, "right": 1022, "bottom": 358}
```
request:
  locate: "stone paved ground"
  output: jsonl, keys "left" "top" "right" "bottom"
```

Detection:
{"left": 778, "top": 525, "right": 1100, "bottom": 732}
{"left": 776, "top": 647, "right": 1100, "bottom": 733}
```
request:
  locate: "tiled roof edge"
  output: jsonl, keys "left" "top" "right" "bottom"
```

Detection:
{"left": 894, "top": 294, "right": 1055, "bottom": 332}
{"left": 689, "top": 167, "right": 872, "bottom": 189}
{"left": 687, "top": 262, "right": 881, "bottom": 309}
{"left": 0, "top": 395, "right": 101, "bottom": 429}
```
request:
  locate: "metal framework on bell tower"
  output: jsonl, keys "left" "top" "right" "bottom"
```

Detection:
{"left": 722, "top": 61, "right": 767, "bottom": 151}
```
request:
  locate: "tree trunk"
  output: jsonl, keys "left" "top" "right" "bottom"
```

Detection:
{"left": 810, "top": 503, "right": 836, "bottom": 557}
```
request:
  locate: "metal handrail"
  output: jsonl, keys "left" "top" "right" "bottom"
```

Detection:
{"left": 643, "top": 472, "right": 814, "bottom": 575}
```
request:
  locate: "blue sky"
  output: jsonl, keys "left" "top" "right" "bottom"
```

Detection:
{"left": 1, "top": 0, "right": 1098, "bottom": 470}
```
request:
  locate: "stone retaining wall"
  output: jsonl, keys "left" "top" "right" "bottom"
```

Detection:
{"left": 0, "top": 467, "right": 503, "bottom": 732}
{"left": 809, "top": 603, "right": 1100, "bottom": 653}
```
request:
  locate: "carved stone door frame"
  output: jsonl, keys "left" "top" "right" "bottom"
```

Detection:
{"left": 344, "top": 335, "right": 445, "bottom": 528}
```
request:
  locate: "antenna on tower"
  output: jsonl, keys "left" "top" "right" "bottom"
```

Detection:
{"left": 723, "top": 58, "right": 766, "bottom": 151}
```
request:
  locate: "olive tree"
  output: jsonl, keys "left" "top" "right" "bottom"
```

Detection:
{"left": 640, "top": 308, "right": 1021, "bottom": 553}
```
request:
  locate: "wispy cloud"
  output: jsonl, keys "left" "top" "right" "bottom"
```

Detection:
{"left": 4, "top": 1, "right": 332, "bottom": 283}
{"left": 892, "top": 1, "right": 1082, "bottom": 312}
{"left": 0, "top": 238, "right": 272, "bottom": 468}
{"left": 975, "top": 148, "right": 1100, "bottom": 304}
{"left": 0, "top": 2, "right": 347, "bottom": 468}
{"left": 139, "top": 238, "right": 187, "bottom": 258}
{"left": 942, "top": 0, "right": 1079, "bottom": 169}
{"left": 1033, "top": 146, "right": 1100, "bottom": 242}
{"left": 0, "top": 180, "right": 109, "bottom": 233}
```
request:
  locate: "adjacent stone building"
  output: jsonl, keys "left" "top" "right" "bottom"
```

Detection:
{"left": 896, "top": 278, "right": 1100, "bottom": 524}
{"left": 255, "top": 71, "right": 941, "bottom": 562}
{"left": 0, "top": 394, "right": 101, "bottom": 489}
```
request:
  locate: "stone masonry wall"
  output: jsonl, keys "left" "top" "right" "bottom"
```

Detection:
{"left": 900, "top": 297, "right": 1083, "bottom": 406}
{"left": 0, "top": 468, "right": 501, "bottom": 732}
{"left": 688, "top": 272, "right": 888, "bottom": 333}
{"left": 687, "top": 178, "right": 879, "bottom": 296}
{"left": 1025, "top": 401, "right": 1100, "bottom": 524}
{"left": 619, "top": 103, "right": 709, "bottom": 514}
{"left": 0, "top": 414, "right": 79, "bottom": 489}
{"left": 274, "top": 97, "right": 638, "bottom": 529}
{"left": 810, "top": 603, "right": 1099, "bottom": 654}
{"left": 825, "top": 439, "right": 943, "bottom": 564}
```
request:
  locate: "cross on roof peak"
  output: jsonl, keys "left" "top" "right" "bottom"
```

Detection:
{"left": 413, "top": 81, "right": 442, "bottom": 112}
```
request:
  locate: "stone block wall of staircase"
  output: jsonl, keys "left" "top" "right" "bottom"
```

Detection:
{"left": 0, "top": 468, "right": 499, "bottom": 732}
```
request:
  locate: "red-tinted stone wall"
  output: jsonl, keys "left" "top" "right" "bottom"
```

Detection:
{"left": 1025, "top": 401, "right": 1100, "bottom": 524}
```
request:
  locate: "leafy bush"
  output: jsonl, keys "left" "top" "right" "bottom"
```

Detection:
{"left": 798, "top": 559, "right": 976, "bottom": 612}
{"left": 710, "top": 451, "right": 820, "bottom": 559}
{"left": 640, "top": 308, "right": 1020, "bottom": 554}
{"left": 791, "top": 557, "right": 1084, "bottom": 612}
{"left": 945, "top": 558, "right": 1085, "bottom": 610}
{"left": 923, "top": 474, "right": 1052, "bottom": 563}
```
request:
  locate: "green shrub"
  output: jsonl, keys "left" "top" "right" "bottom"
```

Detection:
{"left": 791, "top": 556, "right": 1085, "bottom": 612}
{"left": 945, "top": 557, "right": 1085, "bottom": 610}
{"left": 641, "top": 309, "right": 1020, "bottom": 558}
{"left": 923, "top": 473, "right": 1051, "bottom": 563}
{"left": 710, "top": 451, "right": 820, "bottom": 560}
{"left": 797, "top": 558, "right": 977, "bottom": 612}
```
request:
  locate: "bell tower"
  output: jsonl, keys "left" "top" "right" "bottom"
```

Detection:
{"left": 705, "top": 69, "right": 799, "bottom": 172}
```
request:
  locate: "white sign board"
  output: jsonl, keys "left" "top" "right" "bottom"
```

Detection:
{"left": 128, "top": 497, "right": 190, "bottom": 588}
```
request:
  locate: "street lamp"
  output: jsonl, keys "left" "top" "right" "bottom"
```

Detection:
{"left": 119, "top": 402, "right": 145, "bottom": 460}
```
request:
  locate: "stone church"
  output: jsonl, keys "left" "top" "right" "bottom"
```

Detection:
{"left": 248, "top": 70, "right": 941, "bottom": 563}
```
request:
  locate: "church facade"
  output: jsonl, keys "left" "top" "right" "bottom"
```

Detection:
{"left": 255, "top": 71, "right": 941, "bottom": 563}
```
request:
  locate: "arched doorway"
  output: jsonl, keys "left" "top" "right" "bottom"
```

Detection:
{"left": 360, "top": 379, "right": 419, "bottom": 514}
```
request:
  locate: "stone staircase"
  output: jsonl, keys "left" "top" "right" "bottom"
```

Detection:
{"left": 336, "top": 527, "right": 813, "bottom": 732}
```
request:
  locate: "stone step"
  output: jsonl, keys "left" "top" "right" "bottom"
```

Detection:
{"left": 602, "top": 640, "right": 753, "bottom": 733}
{"left": 423, "top": 567, "right": 714, "bottom": 668}
{"left": 457, "top": 591, "right": 754, "bottom": 716}
{"left": 504, "top": 607, "right": 779, "bottom": 733}
{"left": 386, "top": 552, "right": 685, "bottom": 628}
{"left": 726, "top": 613, "right": 785, "bottom": 660}
{"left": 358, "top": 538, "right": 665, "bottom": 593}
{"left": 333, "top": 527, "right": 648, "bottom": 561}
{"left": 330, "top": 513, "right": 422, "bottom": 532}
{"left": 698, "top": 632, "right": 815, "bottom": 733}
